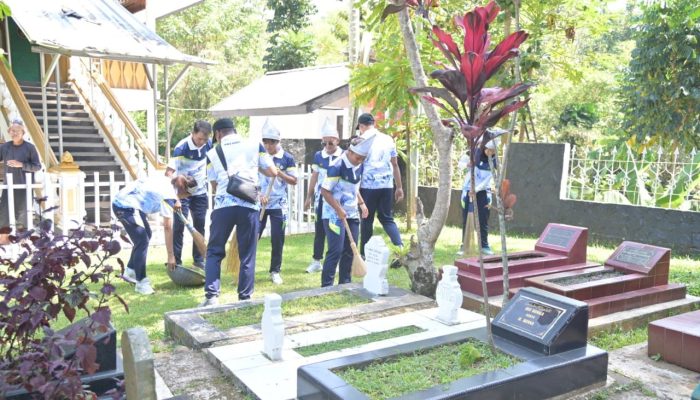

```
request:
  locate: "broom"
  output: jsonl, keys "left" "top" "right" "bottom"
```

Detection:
{"left": 224, "top": 176, "right": 277, "bottom": 276}
{"left": 163, "top": 201, "right": 208, "bottom": 257}
{"left": 462, "top": 204, "right": 479, "bottom": 257}
{"left": 342, "top": 218, "right": 366, "bottom": 277}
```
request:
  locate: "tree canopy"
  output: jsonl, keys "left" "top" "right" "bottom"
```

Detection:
{"left": 620, "top": 0, "right": 700, "bottom": 150}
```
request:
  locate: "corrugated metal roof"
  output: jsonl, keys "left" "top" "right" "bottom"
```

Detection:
{"left": 210, "top": 64, "right": 349, "bottom": 117}
{"left": 5, "top": 0, "right": 214, "bottom": 66}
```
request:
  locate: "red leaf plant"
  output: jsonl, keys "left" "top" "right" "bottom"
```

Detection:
{"left": 408, "top": 1, "right": 532, "bottom": 151}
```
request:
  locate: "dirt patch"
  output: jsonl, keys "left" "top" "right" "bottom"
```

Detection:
{"left": 155, "top": 344, "right": 249, "bottom": 400}
{"left": 547, "top": 270, "right": 626, "bottom": 286}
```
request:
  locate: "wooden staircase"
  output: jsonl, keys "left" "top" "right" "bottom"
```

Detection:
{"left": 21, "top": 81, "right": 126, "bottom": 224}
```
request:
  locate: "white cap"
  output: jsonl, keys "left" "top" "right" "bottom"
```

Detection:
{"left": 349, "top": 132, "right": 376, "bottom": 157}
{"left": 261, "top": 118, "right": 281, "bottom": 141}
{"left": 321, "top": 117, "right": 339, "bottom": 139}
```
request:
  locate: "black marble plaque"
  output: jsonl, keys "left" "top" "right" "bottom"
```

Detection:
{"left": 541, "top": 226, "right": 576, "bottom": 248}
{"left": 497, "top": 295, "right": 565, "bottom": 339}
{"left": 493, "top": 287, "right": 589, "bottom": 355}
{"left": 613, "top": 245, "right": 657, "bottom": 268}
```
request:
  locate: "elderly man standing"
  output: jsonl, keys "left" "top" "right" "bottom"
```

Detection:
{"left": 356, "top": 113, "right": 404, "bottom": 258}
{"left": 166, "top": 120, "right": 212, "bottom": 269}
{"left": 0, "top": 120, "right": 41, "bottom": 230}
{"left": 201, "top": 118, "right": 277, "bottom": 306}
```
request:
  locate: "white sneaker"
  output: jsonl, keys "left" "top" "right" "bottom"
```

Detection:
{"left": 481, "top": 246, "right": 494, "bottom": 256}
{"left": 199, "top": 296, "right": 219, "bottom": 307}
{"left": 456, "top": 246, "right": 464, "bottom": 256}
{"left": 135, "top": 277, "right": 154, "bottom": 295}
{"left": 305, "top": 260, "right": 322, "bottom": 273}
{"left": 122, "top": 267, "right": 137, "bottom": 284}
{"left": 270, "top": 272, "right": 283, "bottom": 285}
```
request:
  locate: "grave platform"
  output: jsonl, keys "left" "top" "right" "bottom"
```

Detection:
{"left": 164, "top": 283, "right": 434, "bottom": 349}
{"left": 299, "top": 288, "right": 608, "bottom": 400}
{"left": 648, "top": 310, "right": 700, "bottom": 373}
{"left": 515, "top": 242, "right": 687, "bottom": 318}
{"left": 206, "top": 308, "right": 486, "bottom": 400}
{"left": 455, "top": 223, "right": 597, "bottom": 296}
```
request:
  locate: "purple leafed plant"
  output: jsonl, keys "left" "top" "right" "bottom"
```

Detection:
{"left": 0, "top": 218, "right": 128, "bottom": 399}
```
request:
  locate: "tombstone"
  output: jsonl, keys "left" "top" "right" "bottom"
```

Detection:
{"left": 363, "top": 236, "right": 390, "bottom": 296}
{"left": 436, "top": 266, "right": 463, "bottom": 325}
{"left": 122, "top": 327, "right": 157, "bottom": 400}
{"left": 262, "top": 293, "right": 284, "bottom": 361}
{"left": 492, "top": 287, "right": 588, "bottom": 355}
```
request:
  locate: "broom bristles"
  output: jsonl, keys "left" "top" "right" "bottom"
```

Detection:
{"left": 463, "top": 211, "right": 479, "bottom": 257}
{"left": 351, "top": 253, "right": 367, "bottom": 277}
{"left": 224, "top": 228, "right": 240, "bottom": 276}
{"left": 191, "top": 230, "right": 208, "bottom": 257}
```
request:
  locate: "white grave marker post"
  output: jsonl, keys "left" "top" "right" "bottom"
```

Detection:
{"left": 363, "top": 236, "right": 390, "bottom": 296}
{"left": 262, "top": 293, "right": 284, "bottom": 361}
{"left": 436, "top": 265, "right": 463, "bottom": 325}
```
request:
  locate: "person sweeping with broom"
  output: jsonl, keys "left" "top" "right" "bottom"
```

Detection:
{"left": 200, "top": 118, "right": 277, "bottom": 307}
{"left": 319, "top": 133, "right": 376, "bottom": 287}
{"left": 257, "top": 119, "right": 297, "bottom": 285}
{"left": 457, "top": 136, "right": 499, "bottom": 256}
{"left": 113, "top": 174, "right": 198, "bottom": 295}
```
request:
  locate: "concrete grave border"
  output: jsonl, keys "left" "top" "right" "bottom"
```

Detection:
{"left": 297, "top": 328, "right": 608, "bottom": 400}
{"left": 164, "top": 283, "right": 434, "bottom": 349}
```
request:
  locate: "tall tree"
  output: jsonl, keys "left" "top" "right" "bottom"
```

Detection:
{"left": 620, "top": 0, "right": 700, "bottom": 150}
{"left": 157, "top": 0, "right": 267, "bottom": 143}
{"left": 264, "top": 0, "right": 318, "bottom": 71}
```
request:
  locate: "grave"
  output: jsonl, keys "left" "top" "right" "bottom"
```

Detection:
{"left": 648, "top": 310, "right": 700, "bottom": 373}
{"left": 519, "top": 241, "right": 687, "bottom": 318}
{"left": 207, "top": 307, "right": 486, "bottom": 400}
{"left": 164, "top": 283, "right": 434, "bottom": 349}
{"left": 4, "top": 319, "right": 123, "bottom": 399}
{"left": 298, "top": 287, "right": 607, "bottom": 399}
{"left": 455, "top": 223, "right": 597, "bottom": 297}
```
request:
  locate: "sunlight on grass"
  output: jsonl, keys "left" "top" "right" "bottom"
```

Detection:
{"left": 201, "top": 290, "right": 370, "bottom": 330}
{"left": 337, "top": 338, "right": 518, "bottom": 399}
{"left": 295, "top": 325, "right": 425, "bottom": 357}
{"left": 93, "top": 222, "right": 699, "bottom": 347}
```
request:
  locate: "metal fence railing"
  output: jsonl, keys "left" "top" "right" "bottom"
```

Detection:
{"left": 0, "top": 164, "right": 316, "bottom": 243}
{"left": 565, "top": 145, "right": 700, "bottom": 211}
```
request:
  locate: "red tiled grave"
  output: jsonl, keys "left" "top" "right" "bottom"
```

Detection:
{"left": 649, "top": 310, "right": 700, "bottom": 372}
{"left": 513, "top": 242, "right": 686, "bottom": 318}
{"left": 455, "top": 223, "right": 595, "bottom": 296}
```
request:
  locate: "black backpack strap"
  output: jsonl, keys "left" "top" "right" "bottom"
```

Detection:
{"left": 215, "top": 144, "right": 228, "bottom": 173}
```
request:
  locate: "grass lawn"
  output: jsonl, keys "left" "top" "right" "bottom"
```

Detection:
{"left": 97, "top": 222, "right": 700, "bottom": 351}
{"left": 336, "top": 338, "right": 518, "bottom": 399}
{"left": 201, "top": 290, "right": 371, "bottom": 330}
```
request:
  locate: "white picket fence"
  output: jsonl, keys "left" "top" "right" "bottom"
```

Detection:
{"left": 0, "top": 164, "right": 316, "bottom": 241}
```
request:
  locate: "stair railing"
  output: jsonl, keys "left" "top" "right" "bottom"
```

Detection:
{"left": 0, "top": 60, "right": 59, "bottom": 168}
{"left": 71, "top": 82, "right": 138, "bottom": 180}
{"left": 70, "top": 57, "right": 163, "bottom": 177}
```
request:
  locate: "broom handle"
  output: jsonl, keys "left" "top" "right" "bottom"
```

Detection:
{"left": 162, "top": 201, "right": 193, "bottom": 231}
{"left": 259, "top": 176, "right": 277, "bottom": 222}
{"left": 341, "top": 218, "right": 360, "bottom": 255}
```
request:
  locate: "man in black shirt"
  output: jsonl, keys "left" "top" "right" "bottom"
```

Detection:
{"left": 0, "top": 120, "right": 42, "bottom": 229}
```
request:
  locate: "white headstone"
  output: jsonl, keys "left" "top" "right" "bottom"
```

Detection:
{"left": 436, "top": 265, "right": 463, "bottom": 325}
{"left": 262, "top": 293, "right": 284, "bottom": 361}
{"left": 363, "top": 236, "right": 390, "bottom": 296}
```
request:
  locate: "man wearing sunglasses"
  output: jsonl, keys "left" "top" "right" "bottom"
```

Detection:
{"left": 303, "top": 117, "right": 343, "bottom": 273}
{"left": 258, "top": 119, "right": 297, "bottom": 285}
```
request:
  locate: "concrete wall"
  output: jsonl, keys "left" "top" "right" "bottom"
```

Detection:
{"left": 402, "top": 143, "right": 700, "bottom": 255}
